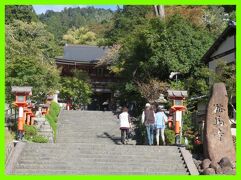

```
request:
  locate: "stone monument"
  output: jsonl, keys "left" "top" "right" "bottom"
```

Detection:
{"left": 204, "top": 83, "right": 235, "bottom": 163}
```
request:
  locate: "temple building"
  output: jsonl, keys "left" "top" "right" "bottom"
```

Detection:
{"left": 203, "top": 20, "right": 236, "bottom": 135}
{"left": 202, "top": 21, "right": 236, "bottom": 74}
{"left": 55, "top": 44, "right": 117, "bottom": 110}
{"left": 194, "top": 21, "right": 236, "bottom": 138}
{"left": 202, "top": 20, "right": 236, "bottom": 117}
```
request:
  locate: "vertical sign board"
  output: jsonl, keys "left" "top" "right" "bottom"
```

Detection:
{"left": 205, "top": 83, "right": 235, "bottom": 163}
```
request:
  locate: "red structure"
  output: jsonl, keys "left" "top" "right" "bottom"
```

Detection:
{"left": 11, "top": 86, "right": 32, "bottom": 139}
{"left": 25, "top": 103, "right": 35, "bottom": 125}
{"left": 40, "top": 104, "right": 50, "bottom": 115}
{"left": 168, "top": 90, "right": 188, "bottom": 144}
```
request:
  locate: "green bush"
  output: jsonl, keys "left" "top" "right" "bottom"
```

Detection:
{"left": 23, "top": 125, "right": 48, "bottom": 143}
{"left": 136, "top": 120, "right": 147, "bottom": 145}
{"left": 45, "top": 114, "right": 57, "bottom": 138}
{"left": 32, "top": 135, "right": 49, "bottom": 143}
{"left": 49, "top": 102, "right": 60, "bottom": 121}
{"left": 24, "top": 124, "right": 37, "bottom": 140}
{"left": 164, "top": 128, "right": 175, "bottom": 145}
{"left": 45, "top": 102, "right": 60, "bottom": 142}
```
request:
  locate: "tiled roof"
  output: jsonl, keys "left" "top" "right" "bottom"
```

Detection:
{"left": 201, "top": 21, "right": 236, "bottom": 64}
{"left": 11, "top": 86, "right": 32, "bottom": 93}
{"left": 168, "top": 90, "right": 188, "bottom": 98}
{"left": 56, "top": 44, "right": 109, "bottom": 63}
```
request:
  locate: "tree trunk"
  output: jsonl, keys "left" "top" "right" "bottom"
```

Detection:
{"left": 159, "top": 5, "right": 165, "bottom": 19}
{"left": 153, "top": 5, "right": 165, "bottom": 19}
{"left": 154, "top": 5, "right": 159, "bottom": 16}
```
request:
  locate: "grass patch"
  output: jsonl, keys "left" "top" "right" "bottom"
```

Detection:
{"left": 24, "top": 124, "right": 37, "bottom": 139}
{"left": 5, "top": 128, "right": 15, "bottom": 144}
{"left": 164, "top": 128, "right": 176, "bottom": 145}
{"left": 32, "top": 135, "right": 48, "bottom": 143}
{"left": 45, "top": 102, "right": 61, "bottom": 142}
{"left": 23, "top": 124, "right": 48, "bottom": 143}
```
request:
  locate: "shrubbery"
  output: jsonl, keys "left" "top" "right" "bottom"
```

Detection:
{"left": 24, "top": 124, "right": 48, "bottom": 143}
{"left": 23, "top": 102, "right": 60, "bottom": 143}
{"left": 24, "top": 124, "right": 37, "bottom": 139}
{"left": 32, "top": 135, "right": 48, "bottom": 143}
{"left": 164, "top": 128, "right": 175, "bottom": 145}
{"left": 45, "top": 101, "right": 60, "bottom": 141}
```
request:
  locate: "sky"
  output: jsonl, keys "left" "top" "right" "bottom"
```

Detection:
{"left": 33, "top": 5, "right": 119, "bottom": 14}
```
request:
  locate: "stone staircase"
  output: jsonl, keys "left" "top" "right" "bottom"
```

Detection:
{"left": 9, "top": 110, "right": 189, "bottom": 175}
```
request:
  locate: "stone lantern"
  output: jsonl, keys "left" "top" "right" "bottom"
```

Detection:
{"left": 11, "top": 86, "right": 32, "bottom": 140}
{"left": 168, "top": 90, "right": 188, "bottom": 144}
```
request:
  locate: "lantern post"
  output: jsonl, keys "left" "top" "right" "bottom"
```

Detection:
{"left": 11, "top": 86, "right": 32, "bottom": 140}
{"left": 168, "top": 90, "right": 188, "bottom": 145}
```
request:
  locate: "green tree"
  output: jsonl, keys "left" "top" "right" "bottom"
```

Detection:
{"left": 104, "top": 5, "right": 153, "bottom": 44}
{"left": 5, "top": 20, "right": 60, "bottom": 103}
{"left": 5, "top": 20, "right": 59, "bottom": 62}
{"left": 39, "top": 6, "right": 114, "bottom": 41}
{"left": 214, "top": 61, "right": 236, "bottom": 108}
{"left": 102, "top": 14, "right": 215, "bottom": 115}
{"left": 63, "top": 27, "right": 98, "bottom": 45}
{"left": 5, "top": 5, "right": 38, "bottom": 24}
{"left": 108, "top": 15, "right": 214, "bottom": 81}
{"left": 59, "top": 77, "right": 93, "bottom": 107}
{"left": 203, "top": 6, "right": 231, "bottom": 35}
{"left": 6, "top": 57, "right": 60, "bottom": 102}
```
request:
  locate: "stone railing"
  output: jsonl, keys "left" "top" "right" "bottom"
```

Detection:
{"left": 33, "top": 116, "right": 54, "bottom": 143}
{"left": 5, "top": 141, "right": 17, "bottom": 166}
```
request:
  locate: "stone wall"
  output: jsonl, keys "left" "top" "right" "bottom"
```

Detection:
{"left": 33, "top": 116, "right": 54, "bottom": 143}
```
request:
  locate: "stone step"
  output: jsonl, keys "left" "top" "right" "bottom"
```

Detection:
{"left": 40, "top": 124, "right": 52, "bottom": 127}
{"left": 15, "top": 164, "right": 186, "bottom": 172}
{"left": 58, "top": 123, "right": 119, "bottom": 126}
{"left": 22, "top": 147, "right": 181, "bottom": 155}
{"left": 39, "top": 129, "right": 53, "bottom": 132}
{"left": 55, "top": 137, "right": 128, "bottom": 140}
{"left": 58, "top": 118, "right": 117, "bottom": 121}
{"left": 13, "top": 168, "right": 188, "bottom": 175}
{"left": 19, "top": 149, "right": 182, "bottom": 158}
{"left": 17, "top": 157, "right": 184, "bottom": 165}
{"left": 10, "top": 110, "right": 189, "bottom": 175}
{"left": 38, "top": 132, "right": 53, "bottom": 137}
{"left": 14, "top": 161, "right": 186, "bottom": 170}
{"left": 56, "top": 133, "right": 120, "bottom": 136}
{"left": 16, "top": 158, "right": 185, "bottom": 166}
{"left": 21, "top": 144, "right": 180, "bottom": 150}
{"left": 58, "top": 124, "right": 119, "bottom": 127}
{"left": 57, "top": 131, "right": 120, "bottom": 134}
{"left": 57, "top": 128, "right": 120, "bottom": 131}
{"left": 23, "top": 143, "right": 179, "bottom": 150}
{"left": 19, "top": 154, "right": 184, "bottom": 164}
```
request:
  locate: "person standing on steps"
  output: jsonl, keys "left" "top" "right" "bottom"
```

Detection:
{"left": 119, "top": 107, "right": 131, "bottom": 144}
{"left": 102, "top": 99, "right": 109, "bottom": 111}
{"left": 155, "top": 105, "right": 167, "bottom": 146}
{"left": 142, "top": 103, "right": 156, "bottom": 145}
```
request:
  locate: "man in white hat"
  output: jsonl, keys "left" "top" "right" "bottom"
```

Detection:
{"left": 141, "top": 103, "right": 156, "bottom": 145}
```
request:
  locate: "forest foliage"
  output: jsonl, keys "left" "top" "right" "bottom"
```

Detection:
{"left": 5, "top": 5, "right": 236, "bottom": 111}
{"left": 97, "top": 5, "right": 235, "bottom": 111}
{"left": 38, "top": 6, "right": 113, "bottom": 41}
